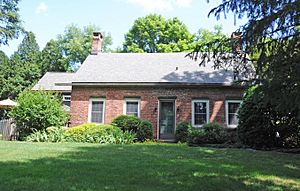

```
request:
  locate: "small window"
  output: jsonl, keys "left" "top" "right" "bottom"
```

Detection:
{"left": 89, "top": 98, "right": 105, "bottom": 123}
{"left": 124, "top": 98, "right": 140, "bottom": 117}
{"left": 62, "top": 95, "right": 71, "bottom": 107}
{"left": 192, "top": 100, "right": 209, "bottom": 127}
{"left": 62, "top": 95, "right": 71, "bottom": 101}
{"left": 226, "top": 100, "right": 242, "bottom": 127}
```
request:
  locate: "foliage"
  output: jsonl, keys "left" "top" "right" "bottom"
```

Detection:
{"left": 0, "top": 0, "right": 23, "bottom": 46}
{"left": 111, "top": 115, "right": 141, "bottom": 132}
{"left": 112, "top": 115, "right": 153, "bottom": 142}
{"left": 194, "top": 25, "right": 230, "bottom": 52}
{"left": 238, "top": 86, "right": 300, "bottom": 149}
{"left": 187, "top": 122, "right": 227, "bottom": 145}
{"left": 9, "top": 91, "right": 68, "bottom": 139}
{"left": 188, "top": 0, "right": 300, "bottom": 148}
{"left": 0, "top": 32, "right": 41, "bottom": 99}
{"left": 26, "top": 127, "right": 66, "bottom": 143}
{"left": 57, "top": 24, "right": 113, "bottom": 68}
{"left": 136, "top": 120, "right": 153, "bottom": 142}
{"left": 40, "top": 40, "right": 70, "bottom": 75}
{"left": 64, "top": 123, "right": 135, "bottom": 144}
{"left": 123, "top": 14, "right": 194, "bottom": 53}
{"left": 175, "top": 121, "right": 191, "bottom": 143}
{"left": 26, "top": 123, "right": 136, "bottom": 144}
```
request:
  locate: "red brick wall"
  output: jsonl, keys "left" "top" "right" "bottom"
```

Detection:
{"left": 70, "top": 86, "right": 244, "bottom": 139}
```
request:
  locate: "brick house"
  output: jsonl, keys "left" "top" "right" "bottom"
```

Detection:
{"left": 33, "top": 32, "right": 244, "bottom": 140}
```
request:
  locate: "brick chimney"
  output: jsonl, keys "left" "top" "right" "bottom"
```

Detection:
{"left": 231, "top": 32, "right": 242, "bottom": 54}
{"left": 91, "top": 32, "right": 103, "bottom": 55}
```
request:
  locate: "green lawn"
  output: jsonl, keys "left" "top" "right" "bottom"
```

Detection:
{"left": 0, "top": 141, "right": 299, "bottom": 191}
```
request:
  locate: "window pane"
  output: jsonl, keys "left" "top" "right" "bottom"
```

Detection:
{"left": 228, "top": 114, "right": 238, "bottom": 126}
{"left": 228, "top": 103, "right": 240, "bottom": 113}
{"left": 194, "top": 114, "right": 207, "bottom": 125}
{"left": 194, "top": 102, "right": 206, "bottom": 113}
{"left": 92, "top": 101, "right": 103, "bottom": 112}
{"left": 91, "top": 101, "right": 103, "bottom": 123}
{"left": 91, "top": 112, "right": 102, "bottom": 123}
{"left": 126, "top": 101, "right": 139, "bottom": 116}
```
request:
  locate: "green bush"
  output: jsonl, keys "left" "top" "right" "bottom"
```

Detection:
{"left": 65, "top": 123, "right": 124, "bottom": 143}
{"left": 175, "top": 121, "right": 191, "bottom": 143}
{"left": 238, "top": 86, "right": 300, "bottom": 149}
{"left": 202, "top": 122, "right": 227, "bottom": 144}
{"left": 9, "top": 91, "right": 68, "bottom": 139}
{"left": 26, "top": 123, "right": 136, "bottom": 144}
{"left": 187, "top": 122, "right": 227, "bottom": 145}
{"left": 136, "top": 120, "right": 153, "bottom": 142}
{"left": 26, "top": 127, "right": 66, "bottom": 142}
{"left": 112, "top": 115, "right": 154, "bottom": 142}
{"left": 111, "top": 115, "right": 141, "bottom": 132}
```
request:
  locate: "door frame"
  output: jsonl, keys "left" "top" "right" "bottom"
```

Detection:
{"left": 157, "top": 99, "right": 176, "bottom": 140}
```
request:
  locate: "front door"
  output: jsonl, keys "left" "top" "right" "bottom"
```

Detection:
{"left": 159, "top": 101, "right": 175, "bottom": 140}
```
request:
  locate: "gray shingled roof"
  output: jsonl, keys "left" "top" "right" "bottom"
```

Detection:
{"left": 32, "top": 72, "right": 74, "bottom": 92}
{"left": 73, "top": 53, "right": 236, "bottom": 85}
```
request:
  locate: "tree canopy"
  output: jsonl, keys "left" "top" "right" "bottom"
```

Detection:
{"left": 0, "top": 0, "right": 23, "bottom": 46}
{"left": 190, "top": 0, "right": 300, "bottom": 112}
{"left": 123, "top": 14, "right": 194, "bottom": 53}
{"left": 0, "top": 31, "right": 41, "bottom": 99}
{"left": 190, "top": 0, "right": 300, "bottom": 148}
{"left": 57, "top": 24, "right": 113, "bottom": 68}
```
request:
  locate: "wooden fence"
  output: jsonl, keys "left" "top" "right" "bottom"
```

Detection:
{"left": 0, "top": 119, "right": 17, "bottom": 140}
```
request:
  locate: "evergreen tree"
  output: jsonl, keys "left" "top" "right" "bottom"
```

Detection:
{"left": 1, "top": 32, "right": 41, "bottom": 98}
{"left": 0, "top": 0, "right": 23, "bottom": 46}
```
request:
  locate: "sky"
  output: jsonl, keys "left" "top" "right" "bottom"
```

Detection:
{"left": 1, "top": 0, "right": 248, "bottom": 56}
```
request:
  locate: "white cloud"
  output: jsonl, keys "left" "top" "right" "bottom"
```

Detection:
{"left": 36, "top": 2, "right": 48, "bottom": 15}
{"left": 127, "top": 0, "right": 192, "bottom": 12}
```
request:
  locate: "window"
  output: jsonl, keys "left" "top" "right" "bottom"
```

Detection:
{"left": 192, "top": 100, "right": 209, "bottom": 127}
{"left": 123, "top": 98, "right": 140, "bottom": 117}
{"left": 88, "top": 98, "right": 105, "bottom": 123}
{"left": 62, "top": 95, "right": 71, "bottom": 107}
{"left": 226, "top": 100, "right": 242, "bottom": 127}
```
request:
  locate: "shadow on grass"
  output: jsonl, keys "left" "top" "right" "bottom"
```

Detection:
{"left": 0, "top": 143, "right": 299, "bottom": 191}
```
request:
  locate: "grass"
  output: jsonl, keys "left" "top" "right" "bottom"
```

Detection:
{"left": 0, "top": 141, "right": 299, "bottom": 191}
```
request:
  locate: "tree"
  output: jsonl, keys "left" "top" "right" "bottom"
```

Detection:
{"left": 40, "top": 39, "right": 70, "bottom": 75}
{"left": 0, "top": 31, "right": 41, "bottom": 98}
{"left": 123, "top": 14, "right": 194, "bottom": 53}
{"left": 57, "top": 24, "right": 113, "bottom": 68}
{"left": 190, "top": 1, "right": 300, "bottom": 148}
{"left": 194, "top": 24, "right": 231, "bottom": 52}
{"left": 0, "top": 0, "right": 23, "bottom": 46}
{"left": 9, "top": 90, "right": 68, "bottom": 139}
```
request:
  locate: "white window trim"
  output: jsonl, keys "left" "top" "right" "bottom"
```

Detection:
{"left": 191, "top": 100, "right": 210, "bottom": 128}
{"left": 123, "top": 98, "right": 141, "bottom": 117}
{"left": 225, "top": 100, "right": 242, "bottom": 128}
{"left": 88, "top": 98, "right": 105, "bottom": 124}
{"left": 62, "top": 95, "right": 71, "bottom": 101}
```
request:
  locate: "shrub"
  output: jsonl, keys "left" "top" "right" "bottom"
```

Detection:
{"left": 238, "top": 86, "right": 300, "bottom": 149}
{"left": 112, "top": 115, "right": 154, "bottom": 142}
{"left": 111, "top": 115, "right": 140, "bottom": 132}
{"left": 187, "top": 122, "right": 227, "bottom": 145}
{"left": 26, "top": 127, "right": 66, "bottom": 142}
{"left": 187, "top": 128, "right": 206, "bottom": 145}
{"left": 175, "top": 121, "right": 191, "bottom": 143}
{"left": 9, "top": 91, "right": 68, "bottom": 139}
{"left": 136, "top": 120, "right": 153, "bottom": 142}
{"left": 65, "top": 123, "right": 123, "bottom": 143}
{"left": 26, "top": 123, "right": 136, "bottom": 144}
{"left": 202, "top": 122, "right": 227, "bottom": 144}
